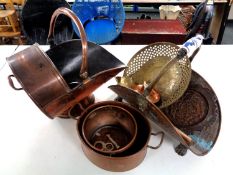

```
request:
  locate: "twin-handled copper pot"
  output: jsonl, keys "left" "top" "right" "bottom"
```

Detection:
{"left": 76, "top": 101, "right": 164, "bottom": 172}
{"left": 6, "top": 8, "right": 126, "bottom": 119}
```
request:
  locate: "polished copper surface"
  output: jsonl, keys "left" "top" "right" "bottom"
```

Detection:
{"left": 82, "top": 105, "right": 137, "bottom": 155}
{"left": 6, "top": 8, "right": 125, "bottom": 119}
{"left": 47, "top": 7, "right": 88, "bottom": 79}
{"left": 77, "top": 101, "right": 163, "bottom": 172}
{"left": 7, "top": 44, "right": 70, "bottom": 113}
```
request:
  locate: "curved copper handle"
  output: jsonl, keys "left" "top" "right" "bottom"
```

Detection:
{"left": 147, "top": 131, "right": 164, "bottom": 150}
{"left": 47, "top": 7, "right": 88, "bottom": 79}
{"left": 8, "top": 75, "right": 23, "bottom": 90}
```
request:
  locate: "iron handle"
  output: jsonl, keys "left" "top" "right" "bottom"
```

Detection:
{"left": 147, "top": 131, "right": 164, "bottom": 150}
{"left": 47, "top": 7, "right": 88, "bottom": 79}
{"left": 8, "top": 75, "right": 23, "bottom": 90}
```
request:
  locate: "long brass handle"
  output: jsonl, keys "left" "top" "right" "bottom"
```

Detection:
{"left": 47, "top": 7, "right": 88, "bottom": 79}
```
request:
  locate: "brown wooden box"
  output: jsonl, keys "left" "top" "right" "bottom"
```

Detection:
{"left": 120, "top": 19, "right": 187, "bottom": 45}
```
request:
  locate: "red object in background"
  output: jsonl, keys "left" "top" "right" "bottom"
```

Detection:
{"left": 121, "top": 19, "right": 187, "bottom": 44}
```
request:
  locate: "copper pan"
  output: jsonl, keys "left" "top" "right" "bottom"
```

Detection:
{"left": 76, "top": 101, "right": 164, "bottom": 172}
{"left": 81, "top": 105, "right": 138, "bottom": 155}
{"left": 6, "top": 8, "right": 126, "bottom": 119}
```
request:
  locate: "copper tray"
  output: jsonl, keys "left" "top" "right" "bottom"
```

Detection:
{"left": 110, "top": 70, "right": 221, "bottom": 156}
{"left": 163, "top": 70, "right": 221, "bottom": 156}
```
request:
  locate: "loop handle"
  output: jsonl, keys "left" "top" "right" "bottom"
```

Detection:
{"left": 8, "top": 75, "right": 23, "bottom": 90}
{"left": 68, "top": 94, "right": 95, "bottom": 119}
{"left": 147, "top": 131, "right": 164, "bottom": 150}
{"left": 47, "top": 7, "right": 88, "bottom": 79}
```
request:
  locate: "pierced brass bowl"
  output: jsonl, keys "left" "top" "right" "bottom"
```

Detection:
{"left": 117, "top": 42, "right": 191, "bottom": 108}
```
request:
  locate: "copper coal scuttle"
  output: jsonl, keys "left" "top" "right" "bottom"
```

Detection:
{"left": 6, "top": 7, "right": 221, "bottom": 172}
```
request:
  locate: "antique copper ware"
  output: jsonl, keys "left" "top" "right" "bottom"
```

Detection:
{"left": 110, "top": 69, "right": 221, "bottom": 156}
{"left": 163, "top": 70, "right": 221, "bottom": 156}
{"left": 77, "top": 101, "right": 164, "bottom": 172}
{"left": 110, "top": 85, "right": 192, "bottom": 146}
{"left": 6, "top": 8, "right": 125, "bottom": 119}
{"left": 81, "top": 105, "right": 137, "bottom": 155}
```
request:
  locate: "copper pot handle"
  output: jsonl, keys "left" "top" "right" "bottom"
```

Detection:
{"left": 68, "top": 94, "right": 95, "bottom": 119}
{"left": 47, "top": 7, "right": 88, "bottom": 79}
{"left": 8, "top": 75, "right": 23, "bottom": 90}
{"left": 147, "top": 131, "right": 164, "bottom": 150}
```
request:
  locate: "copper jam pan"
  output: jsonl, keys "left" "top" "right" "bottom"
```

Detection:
{"left": 77, "top": 101, "right": 164, "bottom": 172}
{"left": 81, "top": 105, "right": 138, "bottom": 155}
{"left": 6, "top": 8, "right": 126, "bottom": 119}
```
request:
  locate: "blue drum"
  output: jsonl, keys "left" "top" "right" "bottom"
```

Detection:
{"left": 72, "top": 0, "right": 125, "bottom": 44}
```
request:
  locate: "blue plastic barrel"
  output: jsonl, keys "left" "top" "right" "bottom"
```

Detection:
{"left": 72, "top": 0, "right": 125, "bottom": 44}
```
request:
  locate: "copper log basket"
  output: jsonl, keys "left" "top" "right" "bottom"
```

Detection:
{"left": 6, "top": 8, "right": 126, "bottom": 119}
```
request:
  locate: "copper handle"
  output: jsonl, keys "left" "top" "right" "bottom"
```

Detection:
{"left": 174, "top": 127, "right": 192, "bottom": 144}
{"left": 8, "top": 75, "right": 23, "bottom": 90}
{"left": 47, "top": 7, "right": 88, "bottom": 79}
{"left": 68, "top": 94, "right": 95, "bottom": 119}
{"left": 152, "top": 103, "right": 193, "bottom": 145}
{"left": 147, "top": 131, "right": 164, "bottom": 149}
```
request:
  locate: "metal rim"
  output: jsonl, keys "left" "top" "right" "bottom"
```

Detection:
{"left": 81, "top": 104, "right": 138, "bottom": 155}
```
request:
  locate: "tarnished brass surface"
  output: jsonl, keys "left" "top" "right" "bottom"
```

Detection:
{"left": 117, "top": 42, "right": 191, "bottom": 108}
